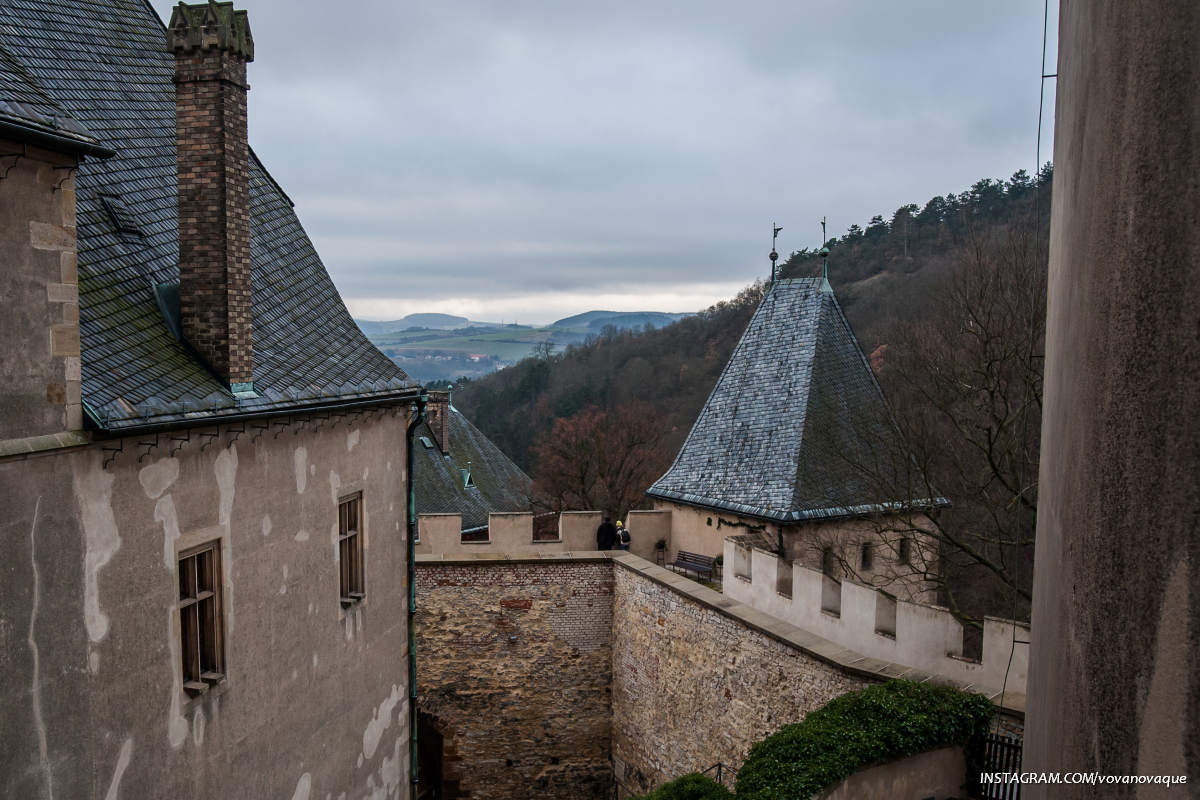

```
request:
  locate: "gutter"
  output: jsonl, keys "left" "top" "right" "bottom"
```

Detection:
{"left": 405, "top": 391, "right": 428, "bottom": 790}
{"left": 646, "top": 487, "right": 951, "bottom": 524}
{"left": 83, "top": 390, "right": 422, "bottom": 437}
{"left": 0, "top": 117, "right": 115, "bottom": 158}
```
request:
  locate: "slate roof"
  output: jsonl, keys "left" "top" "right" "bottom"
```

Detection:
{"left": 0, "top": 41, "right": 110, "bottom": 155}
{"left": 648, "top": 277, "right": 947, "bottom": 523}
{"left": 414, "top": 405, "right": 532, "bottom": 532}
{"left": 0, "top": 0, "right": 417, "bottom": 432}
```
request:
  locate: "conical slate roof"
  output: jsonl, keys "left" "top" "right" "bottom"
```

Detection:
{"left": 648, "top": 277, "right": 945, "bottom": 523}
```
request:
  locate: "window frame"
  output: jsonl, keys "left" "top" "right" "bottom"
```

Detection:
{"left": 339, "top": 492, "right": 365, "bottom": 606}
{"left": 177, "top": 540, "right": 225, "bottom": 696}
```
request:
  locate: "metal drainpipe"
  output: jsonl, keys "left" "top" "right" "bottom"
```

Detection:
{"left": 405, "top": 392, "right": 427, "bottom": 791}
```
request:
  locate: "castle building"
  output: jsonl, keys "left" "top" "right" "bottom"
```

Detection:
{"left": 647, "top": 276, "right": 946, "bottom": 602}
{"left": 0, "top": 2, "right": 420, "bottom": 798}
{"left": 413, "top": 389, "right": 532, "bottom": 544}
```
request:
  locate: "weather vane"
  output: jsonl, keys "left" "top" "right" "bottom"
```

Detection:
{"left": 819, "top": 216, "right": 830, "bottom": 287}
{"left": 770, "top": 222, "right": 782, "bottom": 282}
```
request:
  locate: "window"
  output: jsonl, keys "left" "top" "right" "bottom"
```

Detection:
{"left": 178, "top": 542, "right": 224, "bottom": 696}
{"left": 339, "top": 493, "right": 365, "bottom": 605}
{"left": 821, "top": 547, "right": 838, "bottom": 578}
{"left": 860, "top": 542, "right": 874, "bottom": 571}
{"left": 898, "top": 536, "right": 911, "bottom": 564}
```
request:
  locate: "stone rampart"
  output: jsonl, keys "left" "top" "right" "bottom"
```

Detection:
{"left": 724, "top": 540, "right": 1029, "bottom": 698}
{"left": 415, "top": 553, "right": 1025, "bottom": 798}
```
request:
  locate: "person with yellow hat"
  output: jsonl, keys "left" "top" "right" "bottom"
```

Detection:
{"left": 616, "top": 520, "right": 631, "bottom": 551}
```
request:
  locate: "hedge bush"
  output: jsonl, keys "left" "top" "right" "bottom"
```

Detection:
{"left": 734, "top": 680, "right": 994, "bottom": 800}
{"left": 631, "top": 773, "right": 734, "bottom": 800}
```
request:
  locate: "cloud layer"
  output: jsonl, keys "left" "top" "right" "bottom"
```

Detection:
{"left": 151, "top": 0, "right": 1057, "bottom": 324}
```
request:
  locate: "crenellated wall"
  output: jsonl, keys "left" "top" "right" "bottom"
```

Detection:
{"left": 724, "top": 540, "right": 1029, "bottom": 698}
{"left": 416, "top": 509, "right": 672, "bottom": 561}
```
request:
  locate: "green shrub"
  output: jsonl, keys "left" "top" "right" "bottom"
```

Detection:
{"left": 631, "top": 773, "right": 734, "bottom": 800}
{"left": 734, "top": 680, "right": 994, "bottom": 800}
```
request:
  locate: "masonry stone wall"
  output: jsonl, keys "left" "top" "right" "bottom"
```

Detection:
{"left": 415, "top": 558, "right": 614, "bottom": 799}
{"left": 610, "top": 561, "right": 867, "bottom": 795}
{"left": 0, "top": 137, "right": 82, "bottom": 439}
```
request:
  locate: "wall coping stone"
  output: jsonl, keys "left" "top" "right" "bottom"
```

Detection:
{"left": 0, "top": 430, "right": 91, "bottom": 460}
{"left": 415, "top": 551, "right": 1025, "bottom": 719}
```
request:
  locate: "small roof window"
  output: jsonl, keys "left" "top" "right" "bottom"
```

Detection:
{"left": 419, "top": 436, "right": 434, "bottom": 449}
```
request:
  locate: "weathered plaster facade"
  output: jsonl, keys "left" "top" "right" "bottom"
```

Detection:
{"left": 654, "top": 498, "right": 935, "bottom": 602}
{"left": 1, "top": 415, "right": 414, "bottom": 800}
{"left": 724, "top": 541, "right": 1029, "bottom": 698}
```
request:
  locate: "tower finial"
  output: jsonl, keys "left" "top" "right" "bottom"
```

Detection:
{"left": 819, "top": 217, "right": 831, "bottom": 291}
{"left": 770, "top": 222, "right": 782, "bottom": 283}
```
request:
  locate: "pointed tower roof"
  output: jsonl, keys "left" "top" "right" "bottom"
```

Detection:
{"left": 647, "top": 277, "right": 946, "bottom": 523}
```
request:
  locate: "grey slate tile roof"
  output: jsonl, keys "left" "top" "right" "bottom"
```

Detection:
{"left": 0, "top": 0, "right": 417, "bottom": 431}
{"left": 414, "top": 406, "right": 532, "bottom": 532}
{"left": 0, "top": 40, "right": 109, "bottom": 155}
{"left": 648, "top": 277, "right": 947, "bottom": 523}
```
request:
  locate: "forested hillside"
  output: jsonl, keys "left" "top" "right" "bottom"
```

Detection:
{"left": 456, "top": 165, "right": 1051, "bottom": 625}
{"left": 457, "top": 164, "right": 1050, "bottom": 476}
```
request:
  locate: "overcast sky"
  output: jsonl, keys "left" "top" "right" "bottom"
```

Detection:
{"left": 151, "top": 0, "right": 1057, "bottom": 325}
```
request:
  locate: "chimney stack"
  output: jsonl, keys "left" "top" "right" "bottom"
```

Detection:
{"left": 168, "top": 1, "right": 255, "bottom": 392}
{"left": 426, "top": 390, "right": 451, "bottom": 455}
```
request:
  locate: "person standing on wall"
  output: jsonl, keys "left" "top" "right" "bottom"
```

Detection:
{"left": 617, "top": 520, "right": 631, "bottom": 551}
{"left": 596, "top": 517, "right": 617, "bottom": 551}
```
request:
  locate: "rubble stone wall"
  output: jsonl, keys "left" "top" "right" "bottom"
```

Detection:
{"left": 415, "top": 557, "right": 614, "bottom": 799}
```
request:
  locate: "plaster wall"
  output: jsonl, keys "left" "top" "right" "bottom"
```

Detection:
{"left": 625, "top": 509, "right": 671, "bottom": 562}
{"left": 1025, "top": 1, "right": 1200, "bottom": 794}
{"left": 656, "top": 500, "right": 934, "bottom": 602}
{"left": 0, "top": 138, "right": 83, "bottom": 438}
{"left": 725, "top": 543, "right": 1028, "bottom": 697}
{"left": 0, "top": 411, "right": 413, "bottom": 800}
{"left": 814, "top": 746, "right": 967, "bottom": 800}
{"left": 415, "top": 510, "right": 670, "bottom": 556}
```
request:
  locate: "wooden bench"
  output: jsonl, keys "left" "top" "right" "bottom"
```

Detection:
{"left": 669, "top": 550, "right": 716, "bottom": 581}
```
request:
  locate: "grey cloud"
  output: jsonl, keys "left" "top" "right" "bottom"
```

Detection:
{"left": 153, "top": 0, "right": 1057, "bottom": 316}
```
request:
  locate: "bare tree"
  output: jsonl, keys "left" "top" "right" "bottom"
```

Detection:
{"left": 829, "top": 217, "right": 1045, "bottom": 626}
{"left": 529, "top": 401, "right": 668, "bottom": 520}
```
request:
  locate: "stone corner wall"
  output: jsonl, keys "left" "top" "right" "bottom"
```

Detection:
{"left": 415, "top": 556, "right": 614, "bottom": 799}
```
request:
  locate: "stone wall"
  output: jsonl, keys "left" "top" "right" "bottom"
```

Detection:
{"left": 610, "top": 560, "right": 867, "bottom": 795}
{"left": 415, "top": 557, "right": 614, "bottom": 799}
{"left": 414, "top": 553, "right": 1025, "bottom": 799}
{"left": 0, "top": 136, "right": 82, "bottom": 439}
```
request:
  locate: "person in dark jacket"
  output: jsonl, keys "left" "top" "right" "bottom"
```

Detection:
{"left": 596, "top": 517, "right": 618, "bottom": 550}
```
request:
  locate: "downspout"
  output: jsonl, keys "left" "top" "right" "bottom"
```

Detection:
{"left": 405, "top": 391, "right": 427, "bottom": 790}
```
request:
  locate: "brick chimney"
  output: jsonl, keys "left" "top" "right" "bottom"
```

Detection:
{"left": 426, "top": 390, "right": 450, "bottom": 455}
{"left": 168, "top": 1, "right": 255, "bottom": 392}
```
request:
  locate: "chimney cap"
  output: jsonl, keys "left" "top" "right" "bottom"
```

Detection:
{"left": 168, "top": 1, "right": 254, "bottom": 61}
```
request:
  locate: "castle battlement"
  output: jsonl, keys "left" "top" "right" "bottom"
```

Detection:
{"left": 724, "top": 539, "right": 1029, "bottom": 698}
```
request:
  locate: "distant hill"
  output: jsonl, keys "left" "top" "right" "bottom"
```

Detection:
{"left": 550, "top": 310, "right": 692, "bottom": 332}
{"left": 355, "top": 313, "right": 486, "bottom": 335}
{"left": 359, "top": 309, "right": 698, "bottom": 384}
